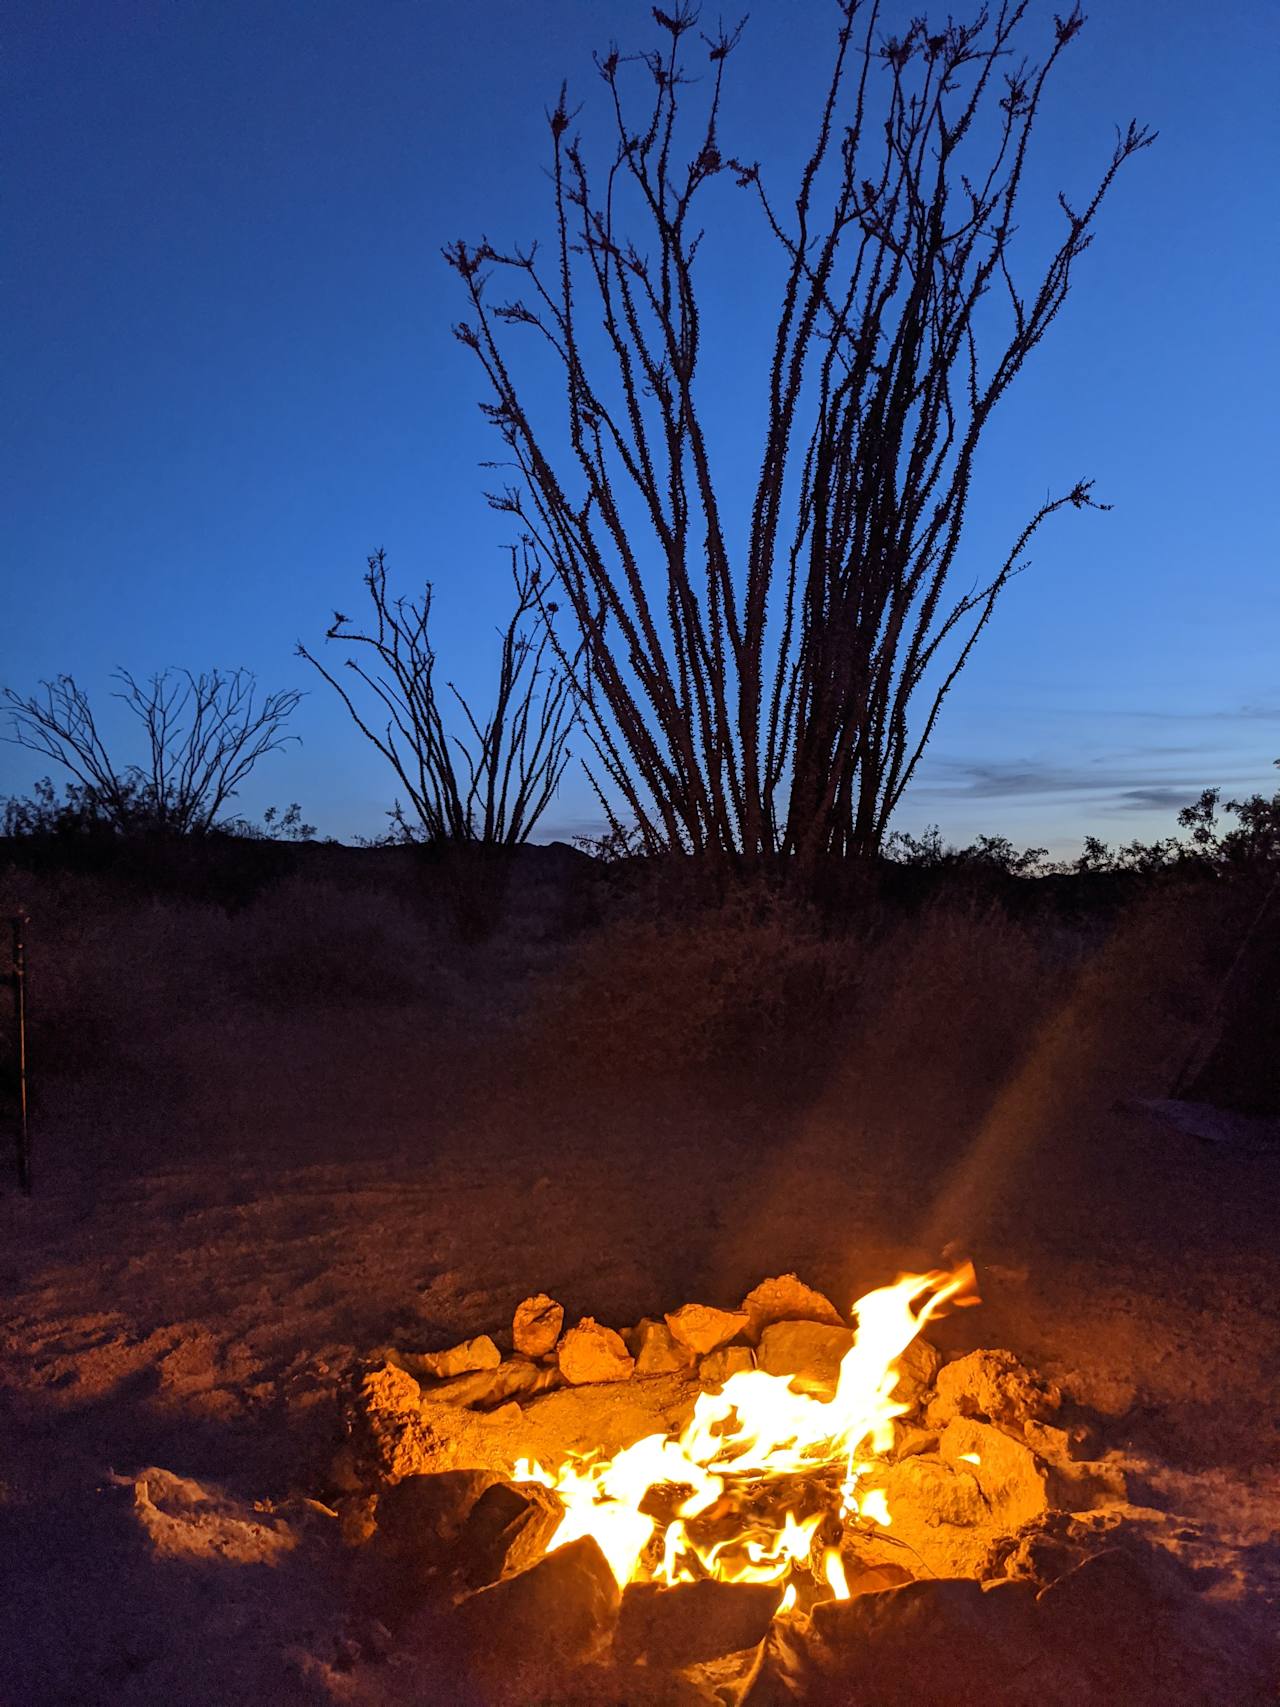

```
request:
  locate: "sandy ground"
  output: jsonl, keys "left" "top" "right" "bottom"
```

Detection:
{"left": 2, "top": 986, "right": 1278, "bottom": 1703}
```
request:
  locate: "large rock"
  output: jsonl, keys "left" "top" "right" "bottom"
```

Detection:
{"left": 513, "top": 1294, "right": 564, "bottom": 1359}
{"left": 633, "top": 1319, "right": 697, "bottom": 1376}
{"left": 454, "top": 1479, "right": 565, "bottom": 1587}
{"left": 926, "top": 1349, "right": 1061, "bottom": 1434}
{"left": 615, "top": 1578, "right": 782, "bottom": 1667}
{"left": 375, "top": 1469, "right": 503, "bottom": 1557}
{"left": 448, "top": 1535, "right": 621, "bottom": 1694}
{"left": 778, "top": 1576, "right": 1040, "bottom": 1707}
{"left": 665, "top": 1303, "right": 750, "bottom": 1356}
{"left": 558, "top": 1318, "right": 636, "bottom": 1386}
{"left": 354, "top": 1469, "right": 503, "bottom": 1625}
{"left": 740, "top": 1274, "right": 845, "bottom": 1342}
{"left": 755, "top": 1320, "right": 854, "bottom": 1398}
{"left": 1030, "top": 1546, "right": 1273, "bottom": 1706}
{"left": 852, "top": 1419, "right": 1047, "bottom": 1579}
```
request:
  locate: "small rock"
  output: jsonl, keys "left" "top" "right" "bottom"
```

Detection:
{"left": 740, "top": 1274, "right": 845, "bottom": 1342}
{"left": 449, "top": 1534, "right": 620, "bottom": 1684}
{"left": 989, "top": 1512, "right": 1108, "bottom": 1588}
{"left": 926, "top": 1349, "right": 1061, "bottom": 1433}
{"left": 892, "top": 1336, "right": 942, "bottom": 1410}
{"left": 665, "top": 1303, "right": 750, "bottom": 1356}
{"left": 423, "top": 1357, "right": 561, "bottom": 1409}
{"left": 699, "top": 1345, "right": 755, "bottom": 1385}
{"left": 455, "top": 1479, "right": 565, "bottom": 1587}
{"left": 633, "top": 1319, "right": 696, "bottom": 1376}
{"left": 513, "top": 1294, "right": 564, "bottom": 1359}
{"left": 755, "top": 1320, "right": 854, "bottom": 1398}
{"left": 337, "top": 1492, "right": 379, "bottom": 1548}
{"left": 615, "top": 1578, "right": 782, "bottom": 1667}
{"left": 557, "top": 1318, "right": 635, "bottom": 1386}
{"left": 412, "top": 1335, "right": 502, "bottom": 1380}
{"left": 891, "top": 1424, "right": 937, "bottom": 1460}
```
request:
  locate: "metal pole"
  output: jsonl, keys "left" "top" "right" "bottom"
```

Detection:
{"left": 11, "top": 913, "right": 30, "bottom": 1193}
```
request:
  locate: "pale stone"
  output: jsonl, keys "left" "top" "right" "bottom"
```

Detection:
{"left": 926, "top": 1348, "right": 1061, "bottom": 1432}
{"left": 557, "top": 1317, "right": 635, "bottom": 1385}
{"left": 412, "top": 1335, "right": 502, "bottom": 1380}
{"left": 740, "top": 1273, "right": 845, "bottom": 1341}
{"left": 755, "top": 1319, "right": 854, "bottom": 1397}
{"left": 939, "top": 1416, "right": 1049, "bottom": 1531}
{"left": 513, "top": 1293, "right": 564, "bottom": 1359}
{"left": 664, "top": 1303, "right": 750, "bottom": 1355}
{"left": 633, "top": 1319, "right": 696, "bottom": 1376}
{"left": 699, "top": 1345, "right": 755, "bottom": 1385}
{"left": 422, "top": 1357, "right": 560, "bottom": 1409}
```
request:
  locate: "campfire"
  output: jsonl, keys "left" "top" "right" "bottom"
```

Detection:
{"left": 508, "top": 1265, "right": 980, "bottom": 1607}
{"left": 325, "top": 1260, "right": 1245, "bottom": 1702}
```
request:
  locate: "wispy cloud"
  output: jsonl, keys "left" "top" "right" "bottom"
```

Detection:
{"left": 911, "top": 751, "right": 1271, "bottom": 812}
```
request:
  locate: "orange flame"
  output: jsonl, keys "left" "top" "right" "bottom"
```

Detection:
{"left": 514, "top": 1263, "right": 976, "bottom": 1609}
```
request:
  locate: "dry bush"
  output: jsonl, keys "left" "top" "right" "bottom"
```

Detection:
{"left": 525, "top": 886, "right": 860, "bottom": 1081}
{"left": 846, "top": 899, "right": 1060, "bottom": 1134}
{"left": 0, "top": 865, "right": 461, "bottom": 1087}
{"left": 0, "top": 867, "right": 240, "bottom": 1071}
{"left": 225, "top": 874, "right": 448, "bottom": 1009}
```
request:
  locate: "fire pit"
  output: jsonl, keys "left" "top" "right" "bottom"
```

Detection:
{"left": 317, "top": 1263, "right": 1266, "bottom": 1703}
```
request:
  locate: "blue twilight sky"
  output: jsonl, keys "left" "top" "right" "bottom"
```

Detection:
{"left": 3, "top": 0, "right": 1277, "bottom": 853}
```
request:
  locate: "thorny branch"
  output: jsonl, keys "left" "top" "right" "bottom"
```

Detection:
{"left": 299, "top": 547, "right": 577, "bottom": 845}
{"left": 445, "top": 2, "right": 1154, "bottom": 863}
